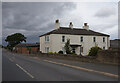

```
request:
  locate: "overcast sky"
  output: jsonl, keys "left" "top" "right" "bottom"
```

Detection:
{"left": 2, "top": 1, "right": 118, "bottom": 45}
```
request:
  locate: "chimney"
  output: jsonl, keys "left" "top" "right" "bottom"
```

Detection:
{"left": 54, "top": 19, "right": 60, "bottom": 29}
{"left": 69, "top": 22, "right": 73, "bottom": 29}
{"left": 83, "top": 23, "right": 89, "bottom": 30}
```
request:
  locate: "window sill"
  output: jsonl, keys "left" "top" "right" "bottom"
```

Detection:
{"left": 45, "top": 41, "right": 50, "bottom": 43}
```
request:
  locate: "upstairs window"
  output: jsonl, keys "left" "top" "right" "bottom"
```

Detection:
{"left": 80, "top": 36, "right": 83, "bottom": 42}
{"left": 93, "top": 37, "right": 96, "bottom": 42}
{"left": 45, "top": 36, "right": 49, "bottom": 42}
{"left": 103, "top": 37, "right": 105, "bottom": 42}
{"left": 62, "top": 36, "right": 65, "bottom": 42}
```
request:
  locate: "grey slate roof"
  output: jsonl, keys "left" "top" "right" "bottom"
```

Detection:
{"left": 15, "top": 43, "right": 40, "bottom": 47}
{"left": 39, "top": 27, "right": 110, "bottom": 37}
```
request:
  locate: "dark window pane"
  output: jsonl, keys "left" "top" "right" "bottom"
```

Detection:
{"left": 103, "top": 37, "right": 105, "bottom": 42}
{"left": 81, "top": 36, "right": 83, "bottom": 42}
{"left": 93, "top": 37, "right": 96, "bottom": 42}
{"left": 62, "top": 36, "right": 65, "bottom": 42}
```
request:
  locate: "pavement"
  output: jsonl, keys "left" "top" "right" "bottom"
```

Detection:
{"left": 2, "top": 49, "right": 119, "bottom": 81}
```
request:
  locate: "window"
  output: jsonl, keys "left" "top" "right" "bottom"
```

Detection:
{"left": 62, "top": 36, "right": 65, "bottom": 42}
{"left": 45, "top": 36, "right": 49, "bottom": 42}
{"left": 93, "top": 37, "right": 96, "bottom": 42}
{"left": 103, "top": 46, "right": 105, "bottom": 50}
{"left": 72, "top": 48, "right": 76, "bottom": 53}
{"left": 62, "top": 47, "right": 65, "bottom": 54}
{"left": 80, "top": 36, "right": 83, "bottom": 42}
{"left": 45, "top": 47, "right": 49, "bottom": 53}
{"left": 103, "top": 37, "right": 105, "bottom": 42}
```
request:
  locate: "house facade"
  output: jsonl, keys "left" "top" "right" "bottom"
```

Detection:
{"left": 40, "top": 20, "right": 110, "bottom": 56}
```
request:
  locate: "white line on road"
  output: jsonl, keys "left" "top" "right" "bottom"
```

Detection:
{"left": 16, "top": 64, "right": 34, "bottom": 78}
{"left": 9, "top": 58, "right": 13, "bottom": 62}
{"left": 43, "top": 59, "right": 119, "bottom": 79}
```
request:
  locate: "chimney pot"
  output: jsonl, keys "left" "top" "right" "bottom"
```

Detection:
{"left": 84, "top": 23, "right": 87, "bottom": 26}
{"left": 55, "top": 19, "right": 59, "bottom": 23}
{"left": 83, "top": 23, "right": 89, "bottom": 30}
{"left": 70, "top": 22, "right": 72, "bottom": 25}
{"left": 55, "top": 19, "right": 60, "bottom": 29}
{"left": 69, "top": 22, "right": 73, "bottom": 28}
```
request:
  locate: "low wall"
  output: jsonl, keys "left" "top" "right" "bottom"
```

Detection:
{"left": 13, "top": 50, "right": 119, "bottom": 65}
{"left": 30, "top": 52, "right": 98, "bottom": 63}
{"left": 96, "top": 50, "right": 120, "bottom": 65}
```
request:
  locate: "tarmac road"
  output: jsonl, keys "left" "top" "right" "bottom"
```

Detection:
{"left": 2, "top": 49, "right": 119, "bottom": 81}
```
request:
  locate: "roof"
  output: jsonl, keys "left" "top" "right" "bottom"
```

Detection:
{"left": 70, "top": 44, "right": 81, "bottom": 47}
{"left": 39, "top": 27, "right": 110, "bottom": 37}
{"left": 15, "top": 43, "right": 40, "bottom": 47}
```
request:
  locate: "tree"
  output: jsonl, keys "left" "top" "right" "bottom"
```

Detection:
{"left": 64, "top": 39, "right": 71, "bottom": 54}
{"left": 27, "top": 47, "right": 31, "bottom": 54}
{"left": 88, "top": 46, "right": 102, "bottom": 56}
{"left": 5, "top": 33, "right": 26, "bottom": 50}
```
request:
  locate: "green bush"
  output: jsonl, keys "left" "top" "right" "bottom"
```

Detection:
{"left": 64, "top": 39, "right": 72, "bottom": 54}
{"left": 54, "top": 52, "right": 57, "bottom": 54}
{"left": 88, "top": 46, "right": 102, "bottom": 56}
{"left": 58, "top": 50, "right": 63, "bottom": 54}
{"left": 48, "top": 52, "right": 53, "bottom": 53}
{"left": 71, "top": 52, "right": 77, "bottom": 55}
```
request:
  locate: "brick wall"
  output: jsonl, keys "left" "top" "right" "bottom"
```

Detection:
{"left": 15, "top": 47, "right": 39, "bottom": 54}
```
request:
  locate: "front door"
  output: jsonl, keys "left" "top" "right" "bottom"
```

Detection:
{"left": 72, "top": 48, "right": 76, "bottom": 53}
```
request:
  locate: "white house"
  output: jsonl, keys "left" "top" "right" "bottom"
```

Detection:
{"left": 39, "top": 19, "right": 110, "bottom": 56}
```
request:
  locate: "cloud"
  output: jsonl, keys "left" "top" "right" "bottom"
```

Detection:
{"left": 2, "top": 2, "right": 76, "bottom": 31}
{"left": 94, "top": 6, "right": 117, "bottom": 17}
{"left": 2, "top": 2, "right": 118, "bottom": 46}
{"left": 2, "top": 2, "right": 76, "bottom": 45}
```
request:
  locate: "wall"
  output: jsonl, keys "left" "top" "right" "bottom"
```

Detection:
{"left": 30, "top": 50, "right": 119, "bottom": 65}
{"left": 97, "top": 50, "right": 120, "bottom": 65}
{"left": 40, "top": 34, "right": 52, "bottom": 53}
{"left": 40, "top": 34, "right": 110, "bottom": 56}
{"left": 15, "top": 47, "right": 39, "bottom": 54}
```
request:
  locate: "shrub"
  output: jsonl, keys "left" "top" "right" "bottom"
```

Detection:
{"left": 54, "top": 52, "right": 57, "bottom": 54}
{"left": 64, "top": 39, "right": 72, "bottom": 54}
{"left": 58, "top": 50, "right": 63, "bottom": 54}
{"left": 88, "top": 46, "right": 102, "bottom": 56}
{"left": 48, "top": 52, "right": 53, "bottom": 53}
{"left": 71, "top": 52, "right": 77, "bottom": 55}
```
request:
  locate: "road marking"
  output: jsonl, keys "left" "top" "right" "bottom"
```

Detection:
{"left": 9, "top": 58, "right": 13, "bottom": 62}
{"left": 43, "top": 59, "right": 119, "bottom": 79}
{"left": 16, "top": 64, "right": 34, "bottom": 78}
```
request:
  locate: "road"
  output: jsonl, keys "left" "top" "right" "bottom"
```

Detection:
{"left": 2, "top": 49, "right": 119, "bottom": 81}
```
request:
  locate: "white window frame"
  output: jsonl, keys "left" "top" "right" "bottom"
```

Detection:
{"left": 103, "top": 37, "right": 105, "bottom": 42}
{"left": 80, "top": 36, "right": 83, "bottom": 42}
{"left": 93, "top": 37, "right": 96, "bottom": 42}
{"left": 62, "top": 36, "right": 65, "bottom": 42}
{"left": 62, "top": 47, "right": 65, "bottom": 54}
{"left": 45, "top": 35, "right": 49, "bottom": 42}
{"left": 45, "top": 47, "right": 49, "bottom": 53}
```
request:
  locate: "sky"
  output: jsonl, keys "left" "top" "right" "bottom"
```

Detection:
{"left": 1, "top": 1, "right": 119, "bottom": 45}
